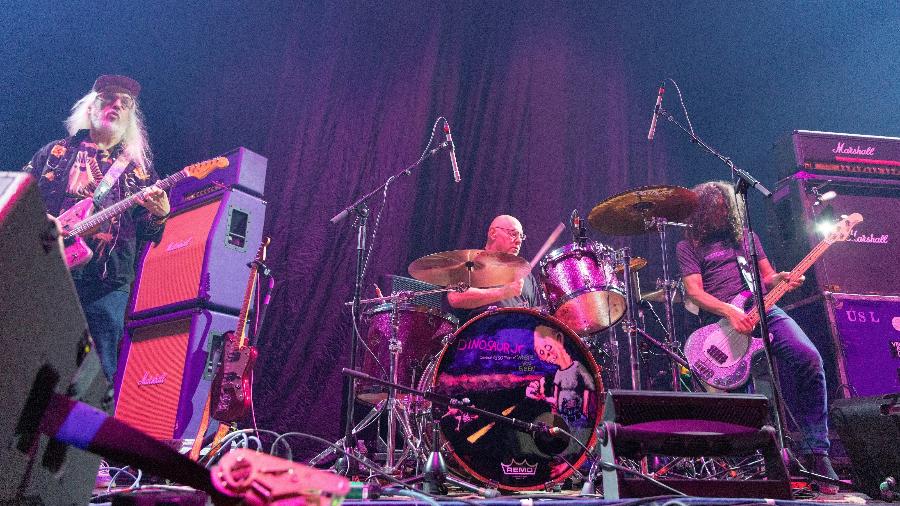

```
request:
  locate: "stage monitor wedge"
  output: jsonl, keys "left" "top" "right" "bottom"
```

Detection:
{"left": 0, "top": 172, "right": 107, "bottom": 504}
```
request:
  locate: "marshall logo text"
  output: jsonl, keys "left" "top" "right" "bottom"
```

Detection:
{"left": 832, "top": 142, "right": 876, "bottom": 156}
{"left": 138, "top": 371, "right": 167, "bottom": 386}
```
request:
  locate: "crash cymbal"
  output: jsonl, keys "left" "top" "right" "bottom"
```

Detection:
{"left": 614, "top": 257, "right": 648, "bottom": 273}
{"left": 640, "top": 288, "right": 684, "bottom": 304}
{"left": 408, "top": 249, "right": 531, "bottom": 288}
{"left": 588, "top": 185, "right": 698, "bottom": 235}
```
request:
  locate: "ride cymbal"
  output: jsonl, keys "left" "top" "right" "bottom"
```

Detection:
{"left": 588, "top": 185, "right": 698, "bottom": 235}
{"left": 408, "top": 249, "right": 531, "bottom": 288}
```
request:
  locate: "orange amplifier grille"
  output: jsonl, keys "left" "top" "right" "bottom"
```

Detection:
{"left": 114, "top": 318, "right": 191, "bottom": 439}
{"left": 132, "top": 199, "right": 221, "bottom": 313}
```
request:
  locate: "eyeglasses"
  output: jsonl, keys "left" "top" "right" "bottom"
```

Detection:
{"left": 96, "top": 92, "right": 135, "bottom": 110}
{"left": 493, "top": 226, "right": 526, "bottom": 241}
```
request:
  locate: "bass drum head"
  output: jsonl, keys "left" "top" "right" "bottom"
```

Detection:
{"left": 430, "top": 307, "right": 603, "bottom": 491}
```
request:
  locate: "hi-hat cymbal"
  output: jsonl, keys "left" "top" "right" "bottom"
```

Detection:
{"left": 588, "top": 185, "right": 698, "bottom": 235}
{"left": 408, "top": 249, "right": 531, "bottom": 288}
{"left": 614, "top": 257, "right": 648, "bottom": 273}
{"left": 640, "top": 288, "right": 683, "bottom": 304}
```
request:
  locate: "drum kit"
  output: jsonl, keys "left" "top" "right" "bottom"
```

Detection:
{"left": 326, "top": 185, "right": 701, "bottom": 492}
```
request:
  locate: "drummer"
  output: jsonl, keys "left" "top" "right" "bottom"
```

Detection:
{"left": 447, "top": 214, "right": 543, "bottom": 322}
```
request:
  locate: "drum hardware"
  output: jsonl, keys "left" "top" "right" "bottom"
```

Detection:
{"left": 408, "top": 249, "right": 531, "bottom": 288}
{"left": 328, "top": 117, "right": 459, "bottom": 477}
{"left": 589, "top": 187, "right": 698, "bottom": 392}
{"left": 615, "top": 247, "right": 692, "bottom": 390}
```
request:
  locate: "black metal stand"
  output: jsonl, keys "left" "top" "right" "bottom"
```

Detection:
{"left": 653, "top": 104, "right": 787, "bottom": 451}
{"left": 329, "top": 118, "right": 454, "bottom": 476}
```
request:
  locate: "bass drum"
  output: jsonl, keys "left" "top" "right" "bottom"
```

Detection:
{"left": 421, "top": 307, "right": 603, "bottom": 491}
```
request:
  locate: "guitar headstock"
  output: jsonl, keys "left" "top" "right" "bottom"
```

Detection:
{"left": 824, "top": 212, "right": 864, "bottom": 244}
{"left": 257, "top": 237, "right": 271, "bottom": 262}
{"left": 183, "top": 156, "right": 229, "bottom": 180}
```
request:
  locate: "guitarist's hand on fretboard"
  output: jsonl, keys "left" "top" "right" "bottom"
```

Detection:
{"left": 767, "top": 271, "right": 805, "bottom": 291}
{"left": 136, "top": 185, "right": 170, "bottom": 217}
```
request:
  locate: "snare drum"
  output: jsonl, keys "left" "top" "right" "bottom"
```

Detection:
{"left": 422, "top": 307, "right": 602, "bottom": 491}
{"left": 358, "top": 303, "right": 457, "bottom": 405}
{"left": 539, "top": 241, "right": 626, "bottom": 335}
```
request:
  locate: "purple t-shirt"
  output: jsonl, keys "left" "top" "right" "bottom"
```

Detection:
{"left": 675, "top": 233, "right": 767, "bottom": 304}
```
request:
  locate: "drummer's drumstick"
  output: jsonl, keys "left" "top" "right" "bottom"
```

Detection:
{"left": 529, "top": 223, "right": 566, "bottom": 269}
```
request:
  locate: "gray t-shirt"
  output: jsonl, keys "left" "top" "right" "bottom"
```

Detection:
{"left": 675, "top": 233, "right": 767, "bottom": 304}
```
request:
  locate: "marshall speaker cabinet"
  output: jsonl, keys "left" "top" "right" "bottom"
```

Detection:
{"left": 130, "top": 189, "right": 267, "bottom": 318}
{"left": 114, "top": 309, "right": 238, "bottom": 444}
{"left": 769, "top": 171, "right": 900, "bottom": 301}
{"left": 786, "top": 292, "right": 900, "bottom": 399}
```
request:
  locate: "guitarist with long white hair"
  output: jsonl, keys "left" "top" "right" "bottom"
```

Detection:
{"left": 22, "top": 75, "right": 170, "bottom": 398}
{"left": 675, "top": 180, "right": 838, "bottom": 481}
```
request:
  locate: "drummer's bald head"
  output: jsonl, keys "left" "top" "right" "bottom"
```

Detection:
{"left": 485, "top": 214, "right": 524, "bottom": 254}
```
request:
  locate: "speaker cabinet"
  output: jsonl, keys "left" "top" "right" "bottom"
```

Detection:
{"left": 0, "top": 172, "right": 106, "bottom": 504}
{"left": 130, "top": 190, "right": 266, "bottom": 318}
{"left": 830, "top": 394, "right": 900, "bottom": 500}
{"left": 599, "top": 390, "right": 791, "bottom": 499}
{"left": 786, "top": 292, "right": 900, "bottom": 399}
{"left": 769, "top": 173, "right": 900, "bottom": 300}
{"left": 114, "top": 308, "right": 237, "bottom": 444}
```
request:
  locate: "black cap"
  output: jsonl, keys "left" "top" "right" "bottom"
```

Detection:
{"left": 92, "top": 74, "right": 141, "bottom": 98}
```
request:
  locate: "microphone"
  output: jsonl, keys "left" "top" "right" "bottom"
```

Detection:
{"left": 647, "top": 81, "right": 665, "bottom": 141}
{"left": 443, "top": 121, "right": 461, "bottom": 183}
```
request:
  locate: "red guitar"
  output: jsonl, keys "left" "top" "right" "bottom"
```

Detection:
{"left": 210, "top": 237, "right": 270, "bottom": 422}
{"left": 57, "top": 156, "right": 229, "bottom": 269}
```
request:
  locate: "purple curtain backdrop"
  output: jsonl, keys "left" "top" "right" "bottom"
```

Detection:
{"left": 180, "top": 4, "right": 680, "bottom": 455}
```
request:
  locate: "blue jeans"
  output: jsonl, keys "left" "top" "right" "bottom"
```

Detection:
{"left": 757, "top": 306, "right": 830, "bottom": 455}
{"left": 76, "top": 282, "right": 130, "bottom": 383}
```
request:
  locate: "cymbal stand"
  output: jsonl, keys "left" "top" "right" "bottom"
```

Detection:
{"left": 648, "top": 217, "right": 691, "bottom": 391}
{"left": 617, "top": 248, "right": 691, "bottom": 391}
{"left": 618, "top": 247, "right": 642, "bottom": 389}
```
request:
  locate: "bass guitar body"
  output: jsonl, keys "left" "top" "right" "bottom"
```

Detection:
{"left": 210, "top": 330, "right": 258, "bottom": 422}
{"left": 683, "top": 291, "right": 765, "bottom": 391}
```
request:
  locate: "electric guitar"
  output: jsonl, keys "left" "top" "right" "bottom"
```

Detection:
{"left": 57, "top": 156, "right": 229, "bottom": 269}
{"left": 683, "top": 213, "right": 863, "bottom": 390}
{"left": 210, "top": 237, "right": 270, "bottom": 422}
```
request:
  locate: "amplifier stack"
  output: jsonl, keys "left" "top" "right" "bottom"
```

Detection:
{"left": 769, "top": 130, "right": 900, "bottom": 400}
{"left": 113, "top": 147, "right": 268, "bottom": 447}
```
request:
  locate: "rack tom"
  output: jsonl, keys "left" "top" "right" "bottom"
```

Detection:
{"left": 539, "top": 241, "right": 625, "bottom": 335}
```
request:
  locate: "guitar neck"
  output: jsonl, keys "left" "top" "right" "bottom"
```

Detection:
{"left": 66, "top": 170, "right": 188, "bottom": 238}
{"left": 233, "top": 263, "right": 260, "bottom": 349}
{"left": 746, "top": 238, "right": 832, "bottom": 325}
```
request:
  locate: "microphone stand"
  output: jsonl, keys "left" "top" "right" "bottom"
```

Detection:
{"left": 653, "top": 105, "right": 788, "bottom": 454}
{"left": 329, "top": 128, "right": 454, "bottom": 476}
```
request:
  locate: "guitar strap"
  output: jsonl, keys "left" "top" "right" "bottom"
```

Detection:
{"left": 92, "top": 153, "right": 132, "bottom": 207}
{"left": 736, "top": 255, "right": 756, "bottom": 294}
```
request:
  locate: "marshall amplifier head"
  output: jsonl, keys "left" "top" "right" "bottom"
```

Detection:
{"left": 775, "top": 130, "right": 900, "bottom": 180}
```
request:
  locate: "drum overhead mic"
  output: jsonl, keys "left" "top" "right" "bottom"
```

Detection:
{"left": 647, "top": 81, "right": 665, "bottom": 141}
{"left": 443, "top": 120, "right": 461, "bottom": 183}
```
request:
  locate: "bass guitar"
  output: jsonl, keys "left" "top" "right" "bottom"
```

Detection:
{"left": 210, "top": 237, "right": 270, "bottom": 422}
{"left": 683, "top": 213, "right": 863, "bottom": 390}
{"left": 57, "top": 156, "right": 229, "bottom": 269}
